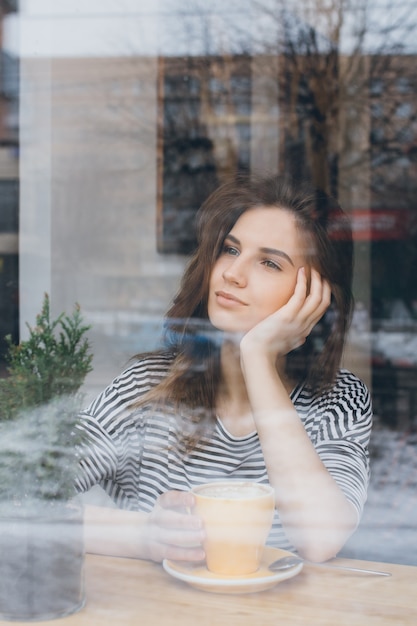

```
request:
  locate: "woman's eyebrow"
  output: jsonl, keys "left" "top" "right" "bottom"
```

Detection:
{"left": 225, "top": 234, "right": 239, "bottom": 245}
{"left": 226, "top": 234, "right": 295, "bottom": 267}
{"left": 260, "top": 247, "right": 294, "bottom": 267}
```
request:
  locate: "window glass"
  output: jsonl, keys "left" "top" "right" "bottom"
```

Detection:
{"left": 1, "top": 0, "right": 416, "bottom": 585}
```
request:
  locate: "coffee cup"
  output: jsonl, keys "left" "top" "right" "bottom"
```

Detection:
{"left": 192, "top": 481, "right": 275, "bottom": 576}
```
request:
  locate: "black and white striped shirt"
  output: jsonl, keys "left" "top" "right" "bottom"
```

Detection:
{"left": 77, "top": 352, "right": 372, "bottom": 551}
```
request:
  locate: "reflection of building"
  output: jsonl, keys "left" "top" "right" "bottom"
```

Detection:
{"left": 0, "top": 0, "right": 19, "bottom": 361}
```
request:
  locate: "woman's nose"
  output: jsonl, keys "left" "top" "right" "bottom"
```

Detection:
{"left": 222, "top": 258, "right": 247, "bottom": 286}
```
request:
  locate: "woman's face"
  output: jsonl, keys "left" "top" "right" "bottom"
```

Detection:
{"left": 208, "top": 206, "right": 308, "bottom": 335}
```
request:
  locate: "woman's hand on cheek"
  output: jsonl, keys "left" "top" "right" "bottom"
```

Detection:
{"left": 240, "top": 267, "right": 331, "bottom": 360}
{"left": 144, "top": 490, "right": 206, "bottom": 563}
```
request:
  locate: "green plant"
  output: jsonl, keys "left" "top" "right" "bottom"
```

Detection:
{"left": 0, "top": 293, "right": 93, "bottom": 419}
{"left": 0, "top": 293, "right": 93, "bottom": 507}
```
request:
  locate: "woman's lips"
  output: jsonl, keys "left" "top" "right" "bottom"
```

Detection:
{"left": 215, "top": 290, "right": 248, "bottom": 306}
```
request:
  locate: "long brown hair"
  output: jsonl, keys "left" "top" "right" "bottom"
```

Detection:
{"left": 135, "top": 173, "right": 353, "bottom": 434}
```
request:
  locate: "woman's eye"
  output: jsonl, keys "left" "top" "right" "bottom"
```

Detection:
{"left": 223, "top": 245, "right": 239, "bottom": 256}
{"left": 262, "top": 259, "right": 281, "bottom": 270}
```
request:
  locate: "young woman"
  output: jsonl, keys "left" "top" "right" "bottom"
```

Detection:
{"left": 77, "top": 174, "right": 372, "bottom": 564}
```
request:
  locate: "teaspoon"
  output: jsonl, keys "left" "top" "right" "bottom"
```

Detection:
{"left": 269, "top": 555, "right": 391, "bottom": 577}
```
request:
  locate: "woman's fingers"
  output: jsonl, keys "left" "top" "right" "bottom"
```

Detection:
{"left": 152, "top": 490, "right": 202, "bottom": 532}
{"left": 152, "top": 503, "right": 202, "bottom": 532}
{"left": 157, "top": 489, "right": 195, "bottom": 515}
{"left": 289, "top": 266, "right": 308, "bottom": 308}
{"left": 240, "top": 267, "right": 332, "bottom": 358}
{"left": 308, "top": 268, "right": 331, "bottom": 305}
{"left": 151, "top": 524, "right": 204, "bottom": 549}
{"left": 304, "top": 270, "right": 331, "bottom": 320}
{"left": 145, "top": 490, "right": 206, "bottom": 562}
{"left": 277, "top": 269, "right": 331, "bottom": 350}
{"left": 278, "top": 268, "right": 330, "bottom": 330}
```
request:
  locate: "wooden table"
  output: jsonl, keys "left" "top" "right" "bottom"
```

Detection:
{"left": 1, "top": 554, "right": 416, "bottom": 625}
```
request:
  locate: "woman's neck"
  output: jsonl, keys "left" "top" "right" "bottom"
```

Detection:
{"left": 215, "top": 340, "right": 251, "bottom": 436}
{"left": 219, "top": 339, "right": 246, "bottom": 398}
{"left": 216, "top": 340, "right": 293, "bottom": 437}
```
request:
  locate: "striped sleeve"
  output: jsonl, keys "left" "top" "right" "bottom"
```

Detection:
{"left": 310, "top": 370, "right": 373, "bottom": 519}
{"left": 75, "top": 353, "right": 173, "bottom": 494}
{"left": 75, "top": 413, "right": 119, "bottom": 492}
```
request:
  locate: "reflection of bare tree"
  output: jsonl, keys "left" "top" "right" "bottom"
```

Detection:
{"left": 277, "top": 5, "right": 342, "bottom": 195}
{"left": 248, "top": 0, "right": 417, "bottom": 205}
{"left": 164, "top": 0, "right": 417, "bottom": 204}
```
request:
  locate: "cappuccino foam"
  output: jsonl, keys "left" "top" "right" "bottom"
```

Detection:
{"left": 195, "top": 482, "right": 270, "bottom": 499}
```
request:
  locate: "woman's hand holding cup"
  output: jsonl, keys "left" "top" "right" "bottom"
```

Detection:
{"left": 145, "top": 490, "right": 205, "bottom": 563}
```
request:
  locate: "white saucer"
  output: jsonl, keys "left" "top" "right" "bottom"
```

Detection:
{"left": 163, "top": 547, "right": 303, "bottom": 594}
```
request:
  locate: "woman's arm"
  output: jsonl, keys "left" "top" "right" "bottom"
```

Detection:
{"left": 240, "top": 268, "right": 359, "bottom": 562}
{"left": 83, "top": 491, "right": 205, "bottom": 563}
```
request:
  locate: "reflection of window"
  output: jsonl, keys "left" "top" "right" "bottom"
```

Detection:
{"left": 372, "top": 153, "right": 387, "bottom": 168}
{"left": 157, "top": 56, "right": 252, "bottom": 254}
{"left": 164, "top": 99, "right": 201, "bottom": 127}
{"left": 0, "top": 180, "right": 19, "bottom": 232}
{"left": 397, "top": 126, "right": 413, "bottom": 143}
{"left": 371, "top": 103, "right": 383, "bottom": 118}
{"left": 209, "top": 77, "right": 227, "bottom": 95}
{"left": 231, "top": 76, "right": 251, "bottom": 115}
{"left": 395, "top": 102, "right": 412, "bottom": 119}
{"left": 370, "top": 78, "right": 383, "bottom": 95}
{"left": 165, "top": 75, "right": 200, "bottom": 97}
{"left": 396, "top": 77, "right": 411, "bottom": 94}
{"left": 0, "top": 253, "right": 19, "bottom": 361}
{"left": 0, "top": 51, "right": 19, "bottom": 100}
{"left": 396, "top": 156, "right": 410, "bottom": 168}
{"left": 370, "top": 127, "right": 385, "bottom": 143}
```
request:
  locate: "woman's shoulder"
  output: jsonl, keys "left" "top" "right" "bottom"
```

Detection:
{"left": 316, "top": 368, "right": 372, "bottom": 415}
{"left": 120, "top": 350, "right": 175, "bottom": 375}
{"left": 296, "top": 369, "right": 372, "bottom": 435}
{"left": 298, "top": 368, "right": 371, "bottom": 406}
{"left": 333, "top": 368, "right": 371, "bottom": 397}
{"left": 111, "top": 350, "right": 175, "bottom": 393}
{"left": 83, "top": 350, "right": 175, "bottom": 417}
